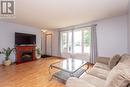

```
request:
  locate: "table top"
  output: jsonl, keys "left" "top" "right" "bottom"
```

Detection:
{"left": 50, "top": 58, "right": 87, "bottom": 73}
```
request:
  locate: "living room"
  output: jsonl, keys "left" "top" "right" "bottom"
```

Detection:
{"left": 0, "top": 0, "right": 130, "bottom": 87}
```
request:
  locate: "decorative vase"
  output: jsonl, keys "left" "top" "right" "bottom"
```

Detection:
{"left": 3, "top": 59, "right": 12, "bottom": 66}
{"left": 36, "top": 54, "right": 41, "bottom": 59}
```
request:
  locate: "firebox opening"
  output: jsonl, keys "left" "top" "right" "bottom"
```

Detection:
{"left": 21, "top": 51, "right": 33, "bottom": 62}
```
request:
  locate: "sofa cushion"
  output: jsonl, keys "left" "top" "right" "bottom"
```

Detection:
{"left": 66, "top": 77, "right": 96, "bottom": 87}
{"left": 80, "top": 74, "right": 106, "bottom": 87}
{"left": 109, "top": 54, "right": 121, "bottom": 69}
{"left": 87, "top": 67, "right": 110, "bottom": 80}
{"left": 104, "top": 62, "right": 130, "bottom": 87}
{"left": 96, "top": 57, "right": 110, "bottom": 65}
{"left": 94, "top": 62, "right": 110, "bottom": 71}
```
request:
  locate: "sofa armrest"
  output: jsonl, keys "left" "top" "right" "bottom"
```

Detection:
{"left": 96, "top": 57, "right": 110, "bottom": 65}
{"left": 66, "top": 77, "right": 96, "bottom": 87}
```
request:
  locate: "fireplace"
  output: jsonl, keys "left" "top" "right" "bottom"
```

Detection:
{"left": 16, "top": 46, "right": 36, "bottom": 64}
{"left": 21, "top": 51, "right": 33, "bottom": 62}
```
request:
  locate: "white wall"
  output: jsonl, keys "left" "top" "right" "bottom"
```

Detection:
{"left": 95, "top": 15, "right": 128, "bottom": 57}
{"left": 50, "top": 15, "right": 128, "bottom": 57}
{"left": 0, "top": 22, "right": 41, "bottom": 64}
{"left": 51, "top": 30, "right": 59, "bottom": 56}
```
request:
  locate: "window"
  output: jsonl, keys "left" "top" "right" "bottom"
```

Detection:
{"left": 73, "top": 30, "right": 82, "bottom": 53}
{"left": 60, "top": 27, "right": 91, "bottom": 54}
{"left": 61, "top": 32, "right": 67, "bottom": 53}
{"left": 83, "top": 28, "right": 91, "bottom": 54}
{"left": 68, "top": 31, "right": 72, "bottom": 53}
{"left": 61, "top": 31, "right": 72, "bottom": 53}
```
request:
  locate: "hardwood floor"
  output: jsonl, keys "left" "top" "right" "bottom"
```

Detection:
{"left": 0, "top": 57, "right": 90, "bottom": 87}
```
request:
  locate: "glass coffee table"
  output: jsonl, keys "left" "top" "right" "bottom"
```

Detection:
{"left": 49, "top": 58, "right": 89, "bottom": 82}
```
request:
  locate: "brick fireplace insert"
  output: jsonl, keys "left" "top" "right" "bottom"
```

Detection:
{"left": 16, "top": 45, "right": 36, "bottom": 64}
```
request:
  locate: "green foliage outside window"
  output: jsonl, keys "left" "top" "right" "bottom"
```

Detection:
{"left": 84, "top": 31, "right": 91, "bottom": 47}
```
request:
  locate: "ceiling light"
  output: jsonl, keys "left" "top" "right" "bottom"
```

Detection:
{"left": 41, "top": 29, "right": 47, "bottom": 33}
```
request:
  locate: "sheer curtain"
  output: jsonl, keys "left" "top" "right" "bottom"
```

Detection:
{"left": 90, "top": 25, "right": 98, "bottom": 64}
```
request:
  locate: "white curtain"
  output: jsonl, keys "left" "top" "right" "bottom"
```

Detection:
{"left": 90, "top": 25, "right": 98, "bottom": 64}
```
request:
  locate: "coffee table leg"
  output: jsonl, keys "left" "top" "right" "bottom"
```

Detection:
{"left": 48, "top": 65, "right": 53, "bottom": 81}
{"left": 49, "top": 75, "right": 53, "bottom": 81}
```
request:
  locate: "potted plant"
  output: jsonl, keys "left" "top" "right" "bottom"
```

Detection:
{"left": 36, "top": 47, "right": 41, "bottom": 59}
{"left": 0, "top": 47, "right": 15, "bottom": 66}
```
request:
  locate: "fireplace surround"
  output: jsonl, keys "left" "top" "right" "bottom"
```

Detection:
{"left": 16, "top": 45, "right": 36, "bottom": 64}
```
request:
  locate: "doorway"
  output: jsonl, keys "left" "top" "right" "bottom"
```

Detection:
{"left": 45, "top": 34, "right": 52, "bottom": 56}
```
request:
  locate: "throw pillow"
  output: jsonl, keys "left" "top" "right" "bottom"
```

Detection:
{"left": 109, "top": 54, "right": 121, "bottom": 69}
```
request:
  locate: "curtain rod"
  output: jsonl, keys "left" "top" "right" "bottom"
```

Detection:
{"left": 59, "top": 24, "right": 97, "bottom": 31}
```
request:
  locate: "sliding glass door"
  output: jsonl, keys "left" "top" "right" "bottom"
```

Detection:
{"left": 60, "top": 31, "right": 72, "bottom": 53}
{"left": 83, "top": 29, "right": 91, "bottom": 54}
{"left": 73, "top": 30, "right": 82, "bottom": 53}
{"left": 68, "top": 31, "right": 72, "bottom": 53}
{"left": 60, "top": 27, "right": 91, "bottom": 54}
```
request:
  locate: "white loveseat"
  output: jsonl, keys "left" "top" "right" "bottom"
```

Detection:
{"left": 66, "top": 54, "right": 130, "bottom": 87}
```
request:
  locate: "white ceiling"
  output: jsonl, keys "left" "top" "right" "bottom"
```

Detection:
{"left": 1, "top": 0, "right": 128, "bottom": 29}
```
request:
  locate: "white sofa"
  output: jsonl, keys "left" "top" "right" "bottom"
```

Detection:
{"left": 66, "top": 54, "right": 130, "bottom": 87}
